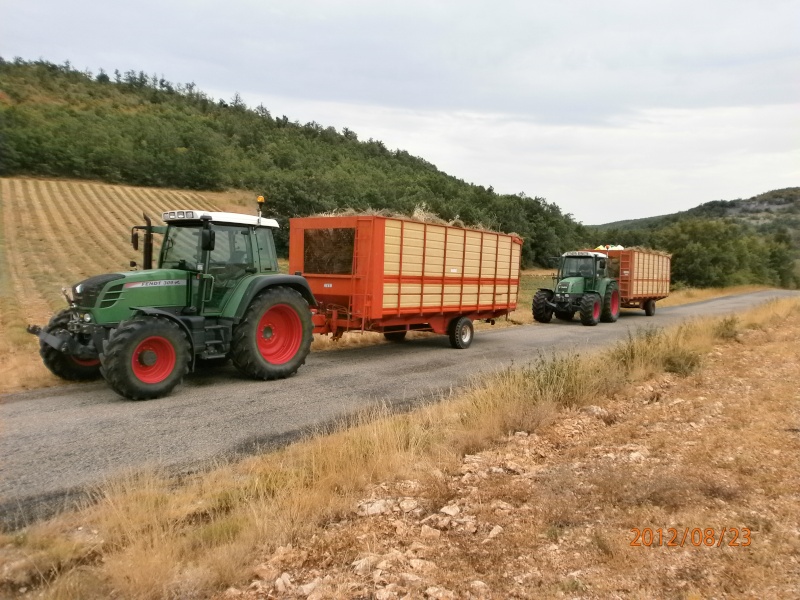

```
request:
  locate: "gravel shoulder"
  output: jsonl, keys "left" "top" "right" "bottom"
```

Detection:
{"left": 1, "top": 290, "right": 798, "bottom": 528}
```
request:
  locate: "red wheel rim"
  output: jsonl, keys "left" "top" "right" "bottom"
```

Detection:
{"left": 593, "top": 299, "right": 601, "bottom": 320}
{"left": 71, "top": 356, "right": 100, "bottom": 367}
{"left": 611, "top": 290, "right": 620, "bottom": 315}
{"left": 256, "top": 304, "right": 302, "bottom": 365}
{"left": 131, "top": 336, "right": 176, "bottom": 384}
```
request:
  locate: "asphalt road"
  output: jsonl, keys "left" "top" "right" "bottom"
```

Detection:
{"left": 2, "top": 290, "right": 798, "bottom": 527}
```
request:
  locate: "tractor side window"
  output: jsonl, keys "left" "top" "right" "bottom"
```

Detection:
{"left": 209, "top": 227, "right": 233, "bottom": 265}
{"left": 254, "top": 228, "right": 279, "bottom": 272}
{"left": 208, "top": 225, "right": 253, "bottom": 266}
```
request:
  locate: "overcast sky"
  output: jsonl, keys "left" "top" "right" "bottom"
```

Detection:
{"left": 3, "top": 0, "right": 799, "bottom": 224}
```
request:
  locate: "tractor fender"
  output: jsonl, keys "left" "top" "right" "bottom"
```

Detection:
{"left": 232, "top": 275, "right": 317, "bottom": 323}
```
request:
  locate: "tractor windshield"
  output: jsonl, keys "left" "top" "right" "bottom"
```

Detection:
{"left": 561, "top": 256, "right": 594, "bottom": 278}
{"left": 161, "top": 225, "right": 203, "bottom": 270}
{"left": 160, "top": 223, "right": 258, "bottom": 272}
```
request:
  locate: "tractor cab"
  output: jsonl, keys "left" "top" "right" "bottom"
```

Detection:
{"left": 131, "top": 209, "right": 281, "bottom": 314}
{"left": 555, "top": 251, "right": 608, "bottom": 296}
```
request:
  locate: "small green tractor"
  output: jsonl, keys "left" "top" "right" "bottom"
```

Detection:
{"left": 532, "top": 251, "right": 620, "bottom": 326}
{"left": 27, "top": 200, "right": 316, "bottom": 400}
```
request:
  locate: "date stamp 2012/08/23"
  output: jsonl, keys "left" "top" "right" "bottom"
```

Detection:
{"left": 630, "top": 527, "right": 751, "bottom": 548}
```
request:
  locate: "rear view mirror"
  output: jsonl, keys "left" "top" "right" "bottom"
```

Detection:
{"left": 202, "top": 229, "right": 216, "bottom": 251}
{"left": 131, "top": 231, "right": 139, "bottom": 251}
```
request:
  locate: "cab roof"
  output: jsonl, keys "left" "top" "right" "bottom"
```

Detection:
{"left": 563, "top": 251, "right": 607, "bottom": 259}
{"left": 162, "top": 209, "right": 279, "bottom": 228}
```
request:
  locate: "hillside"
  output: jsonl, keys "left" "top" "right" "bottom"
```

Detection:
{"left": 1, "top": 58, "right": 796, "bottom": 291}
{"left": 597, "top": 187, "right": 800, "bottom": 237}
{"left": 0, "top": 58, "right": 585, "bottom": 267}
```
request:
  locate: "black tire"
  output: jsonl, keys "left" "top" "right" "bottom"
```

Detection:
{"left": 231, "top": 287, "right": 313, "bottom": 380}
{"left": 383, "top": 331, "right": 407, "bottom": 342}
{"left": 554, "top": 311, "right": 574, "bottom": 322}
{"left": 39, "top": 309, "right": 102, "bottom": 381}
{"left": 101, "top": 316, "right": 190, "bottom": 400}
{"left": 600, "top": 283, "right": 620, "bottom": 323}
{"left": 644, "top": 299, "right": 656, "bottom": 317}
{"left": 448, "top": 316, "right": 474, "bottom": 349}
{"left": 579, "top": 294, "right": 601, "bottom": 326}
{"left": 532, "top": 290, "right": 554, "bottom": 323}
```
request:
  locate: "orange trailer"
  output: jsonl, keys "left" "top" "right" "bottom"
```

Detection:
{"left": 289, "top": 215, "right": 523, "bottom": 348}
{"left": 601, "top": 248, "right": 671, "bottom": 313}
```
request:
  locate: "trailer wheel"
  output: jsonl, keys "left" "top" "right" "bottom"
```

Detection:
{"left": 40, "top": 309, "right": 102, "bottom": 381}
{"left": 448, "top": 316, "right": 474, "bottom": 349}
{"left": 231, "top": 287, "right": 313, "bottom": 380}
{"left": 644, "top": 299, "right": 657, "bottom": 316}
{"left": 532, "top": 290, "right": 554, "bottom": 323}
{"left": 101, "top": 316, "right": 189, "bottom": 400}
{"left": 600, "top": 284, "right": 620, "bottom": 323}
{"left": 383, "top": 331, "right": 407, "bottom": 342}
{"left": 580, "top": 294, "right": 601, "bottom": 326}
{"left": 555, "top": 311, "right": 574, "bottom": 322}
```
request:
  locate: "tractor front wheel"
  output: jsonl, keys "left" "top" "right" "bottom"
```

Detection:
{"left": 601, "top": 284, "right": 620, "bottom": 323}
{"left": 532, "top": 290, "right": 554, "bottom": 323}
{"left": 580, "top": 294, "right": 601, "bottom": 326}
{"left": 40, "top": 309, "right": 102, "bottom": 381}
{"left": 231, "top": 287, "right": 313, "bottom": 380}
{"left": 101, "top": 316, "right": 190, "bottom": 400}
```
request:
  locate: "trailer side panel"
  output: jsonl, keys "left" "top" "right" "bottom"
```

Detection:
{"left": 290, "top": 216, "right": 522, "bottom": 333}
{"left": 608, "top": 249, "right": 671, "bottom": 302}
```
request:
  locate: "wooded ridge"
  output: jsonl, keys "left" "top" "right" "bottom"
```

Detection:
{"left": 0, "top": 57, "right": 796, "bottom": 287}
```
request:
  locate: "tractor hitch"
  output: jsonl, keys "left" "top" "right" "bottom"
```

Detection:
{"left": 27, "top": 323, "right": 70, "bottom": 352}
{"left": 27, "top": 323, "right": 97, "bottom": 360}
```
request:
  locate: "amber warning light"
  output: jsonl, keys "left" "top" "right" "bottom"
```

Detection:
{"left": 256, "top": 195, "right": 266, "bottom": 222}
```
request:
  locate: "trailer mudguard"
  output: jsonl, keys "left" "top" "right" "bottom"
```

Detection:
{"left": 228, "top": 275, "right": 317, "bottom": 323}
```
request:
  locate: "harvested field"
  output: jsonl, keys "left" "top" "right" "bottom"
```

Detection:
{"left": 0, "top": 177, "right": 224, "bottom": 392}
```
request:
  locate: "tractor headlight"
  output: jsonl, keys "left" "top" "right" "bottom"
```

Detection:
{"left": 83, "top": 313, "right": 93, "bottom": 322}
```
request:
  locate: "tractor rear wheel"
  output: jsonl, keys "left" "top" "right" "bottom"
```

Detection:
{"left": 601, "top": 284, "right": 620, "bottom": 323}
{"left": 40, "top": 309, "right": 102, "bottom": 381}
{"left": 101, "top": 316, "right": 190, "bottom": 400}
{"left": 580, "top": 294, "right": 601, "bottom": 326}
{"left": 555, "top": 311, "right": 574, "bottom": 322}
{"left": 448, "top": 316, "right": 474, "bottom": 349}
{"left": 383, "top": 331, "right": 407, "bottom": 342}
{"left": 532, "top": 290, "right": 554, "bottom": 323}
{"left": 231, "top": 287, "right": 313, "bottom": 380}
{"left": 644, "top": 299, "right": 657, "bottom": 316}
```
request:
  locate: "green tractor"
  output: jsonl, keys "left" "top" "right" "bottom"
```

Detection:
{"left": 532, "top": 251, "right": 620, "bottom": 326}
{"left": 27, "top": 200, "right": 316, "bottom": 400}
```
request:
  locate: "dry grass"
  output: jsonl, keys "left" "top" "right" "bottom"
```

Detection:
{"left": 659, "top": 284, "right": 768, "bottom": 307}
{"left": 3, "top": 296, "right": 798, "bottom": 598}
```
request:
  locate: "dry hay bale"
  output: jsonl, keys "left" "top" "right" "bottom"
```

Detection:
{"left": 303, "top": 228, "right": 356, "bottom": 274}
